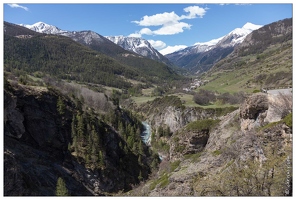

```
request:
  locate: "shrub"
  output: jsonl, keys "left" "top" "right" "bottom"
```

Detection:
{"left": 170, "top": 160, "right": 181, "bottom": 172}
{"left": 185, "top": 119, "right": 220, "bottom": 132}
{"left": 193, "top": 94, "right": 209, "bottom": 105}
{"left": 149, "top": 173, "right": 169, "bottom": 190}
{"left": 212, "top": 150, "right": 222, "bottom": 156}
{"left": 253, "top": 89, "right": 261, "bottom": 93}
{"left": 184, "top": 152, "right": 202, "bottom": 162}
{"left": 283, "top": 112, "right": 292, "bottom": 128}
{"left": 193, "top": 89, "right": 216, "bottom": 105}
{"left": 175, "top": 144, "right": 185, "bottom": 153}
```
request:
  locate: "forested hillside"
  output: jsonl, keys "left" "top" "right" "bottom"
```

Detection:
{"left": 4, "top": 22, "right": 182, "bottom": 89}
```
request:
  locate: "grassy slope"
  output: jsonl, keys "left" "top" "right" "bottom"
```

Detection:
{"left": 198, "top": 35, "right": 292, "bottom": 94}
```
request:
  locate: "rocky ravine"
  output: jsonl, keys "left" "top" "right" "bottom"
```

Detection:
{"left": 133, "top": 93, "right": 292, "bottom": 196}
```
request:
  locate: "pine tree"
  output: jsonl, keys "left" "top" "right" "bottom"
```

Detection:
{"left": 56, "top": 177, "right": 68, "bottom": 196}
{"left": 71, "top": 115, "right": 76, "bottom": 139}
{"left": 73, "top": 135, "right": 78, "bottom": 156}
{"left": 138, "top": 170, "right": 143, "bottom": 182}
{"left": 138, "top": 155, "right": 142, "bottom": 164}
{"left": 57, "top": 96, "right": 65, "bottom": 115}
{"left": 127, "top": 136, "right": 134, "bottom": 148}
{"left": 118, "top": 121, "right": 124, "bottom": 135}
{"left": 99, "top": 150, "right": 104, "bottom": 168}
{"left": 124, "top": 144, "right": 129, "bottom": 154}
{"left": 138, "top": 140, "right": 143, "bottom": 155}
{"left": 76, "top": 113, "right": 85, "bottom": 142}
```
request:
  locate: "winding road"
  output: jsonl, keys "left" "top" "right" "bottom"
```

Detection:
{"left": 266, "top": 88, "right": 292, "bottom": 95}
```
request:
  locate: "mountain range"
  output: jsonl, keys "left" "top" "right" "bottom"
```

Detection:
{"left": 20, "top": 21, "right": 262, "bottom": 74}
{"left": 4, "top": 21, "right": 181, "bottom": 89}
{"left": 105, "top": 36, "right": 172, "bottom": 66}
{"left": 165, "top": 22, "right": 262, "bottom": 73}
{"left": 20, "top": 22, "right": 172, "bottom": 66}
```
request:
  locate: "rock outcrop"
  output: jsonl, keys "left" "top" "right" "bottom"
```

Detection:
{"left": 240, "top": 93, "right": 269, "bottom": 131}
{"left": 240, "top": 92, "right": 292, "bottom": 131}
{"left": 148, "top": 106, "right": 216, "bottom": 133}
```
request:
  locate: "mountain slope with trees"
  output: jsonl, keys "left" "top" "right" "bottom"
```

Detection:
{"left": 19, "top": 22, "right": 180, "bottom": 77}
{"left": 4, "top": 22, "right": 182, "bottom": 89}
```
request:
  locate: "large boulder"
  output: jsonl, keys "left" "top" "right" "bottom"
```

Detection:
{"left": 240, "top": 93, "right": 269, "bottom": 120}
{"left": 240, "top": 93, "right": 269, "bottom": 131}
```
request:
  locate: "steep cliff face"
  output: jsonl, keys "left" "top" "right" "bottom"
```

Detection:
{"left": 137, "top": 96, "right": 235, "bottom": 133}
{"left": 4, "top": 83, "right": 151, "bottom": 196}
{"left": 148, "top": 106, "right": 218, "bottom": 133}
{"left": 4, "top": 85, "right": 85, "bottom": 195}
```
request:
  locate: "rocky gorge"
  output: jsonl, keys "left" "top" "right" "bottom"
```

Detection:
{"left": 4, "top": 79, "right": 292, "bottom": 196}
{"left": 128, "top": 92, "right": 292, "bottom": 196}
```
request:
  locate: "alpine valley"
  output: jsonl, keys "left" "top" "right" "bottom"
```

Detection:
{"left": 4, "top": 17, "right": 292, "bottom": 196}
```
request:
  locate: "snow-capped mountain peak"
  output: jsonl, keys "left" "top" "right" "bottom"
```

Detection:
{"left": 242, "top": 22, "right": 262, "bottom": 31}
{"left": 217, "top": 22, "right": 262, "bottom": 47}
{"left": 165, "top": 22, "right": 263, "bottom": 72}
{"left": 106, "top": 36, "right": 160, "bottom": 59}
{"left": 18, "top": 22, "right": 172, "bottom": 65}
{"left": 167, "top": 22, "right": 262, "bottom": 56}
{"left": 105, "top": 35, "right": 173, "bottom": 65}
{"left": 20, "top": 21, "right": 66, "bottom": 34}
{"left": 229, "top": 23, "right": 262, "bottom": 37}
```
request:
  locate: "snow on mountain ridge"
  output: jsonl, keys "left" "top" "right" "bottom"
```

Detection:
{"left": 218, "top": 22, "right": 262, "bottom": 47}
{"left": 242, "top": 22, "right": 262, "bottom": 31}
{"left": 167, "top": 22, "right": 262, "bottom": 56}
{"left": 18, "top": 22, "right": 167, "bottom": 63}
{"left": 106, "top": 36, "right": 161, "bottom": 59}
{"left": 20, "top": 21, "right": 67, "bottom": 34}
{"left": 165, "top": 22, "right": 263, "bottom": 72}
{"left": 19, "top": 22, "right": 106, "bottom": 45}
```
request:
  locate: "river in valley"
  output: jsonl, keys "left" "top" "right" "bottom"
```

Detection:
{"left": 141, "top": 121, "right": 163, "bottom": 161}
{"left": 141, "top": 121, "right": 151, "bottom": 145}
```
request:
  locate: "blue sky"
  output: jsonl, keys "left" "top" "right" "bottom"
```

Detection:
{"left": 3, "top": 2, "right": 293, "bottom": 54}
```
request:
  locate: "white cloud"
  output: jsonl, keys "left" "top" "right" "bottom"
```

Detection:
{"left": 154, "top": 22, "right": 191, "bottom": 35}
{"left": 8, "top": 3, "right": 29, "bottom": 11}
{"left": 132, "top": 11, "right": 180, "bottom": 26}
{"left": 128, "top": 28, "right": 153, "bottom": 37}
{"left": 181, "top": 6, "right": 208, "bottom": 19}
{"left": 159, "top": 45, "right": 188, "bottom": 55}
{"left": 128, "top": 32, "right": 142, "bottom": 37}
{"left": 148, "top": 40, "right": 166, "bottom": 50}
{"left": 131, "top": 5, "right": 207, "bottom": 37}
{"left": 139, "top": 28, "right": 153, "bottom": 35}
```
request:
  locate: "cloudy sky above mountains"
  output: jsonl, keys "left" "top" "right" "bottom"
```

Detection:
{"left": 3, "top": 2, "right": 293, "bottom": 55}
